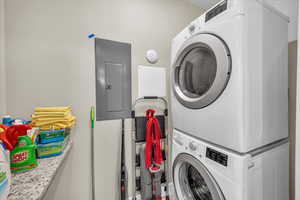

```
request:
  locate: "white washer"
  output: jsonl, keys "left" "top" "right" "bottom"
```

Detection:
{"left": 169, "top": 129, "right": 289, "bottom": 200}
{"left": 170, "top": 0, "right": 289, "bottom": 153}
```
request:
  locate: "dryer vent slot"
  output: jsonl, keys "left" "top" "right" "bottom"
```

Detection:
{"left": 131, "top": 110, "right": 136, "bottom": 118}
{"left": 136, "top": 154, "right": 141, "bottom": 167}
{"left": 164, "top": 109, "right": 168, "bottom": 116}
{"left": 161, "top": 172, "right": 167, "bottom": 184}
{"left": 162, "top": 150, "right": 167, "bottom": 161}
{"left": 136, "top": 177, "right": 141, "bottom": 191}
{"left": 135, "top": 115, "right": 166, "bottom": 142}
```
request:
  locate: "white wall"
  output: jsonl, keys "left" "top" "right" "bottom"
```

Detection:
{"left": 0, "top": 0, "right": 5, "bottom": 116}
{"left": 296, "top": 3, "right": 300, "bottom": 200}
{"left": 266, "top": 0, "right": 298, "bottom": 42}
{"left": 4, "top": 0, "right": 202, "bottom": 199}
{"left": 187, "top": 0, "right": 220, "bottom": 9}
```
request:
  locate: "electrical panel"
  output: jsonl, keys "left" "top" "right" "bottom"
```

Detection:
{"left": 95, "top": 38, "right": 132, "bottom": 121}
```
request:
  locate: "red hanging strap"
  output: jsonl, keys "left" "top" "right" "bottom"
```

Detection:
{"left": 145, "top": 109, "right": 163, "bottom": 172}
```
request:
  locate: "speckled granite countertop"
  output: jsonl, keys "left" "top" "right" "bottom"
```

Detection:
{"left": 8, "top": 141, "right": 72, "bottom": 200}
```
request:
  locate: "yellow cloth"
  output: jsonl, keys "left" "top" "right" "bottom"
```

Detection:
{"left": 31, "top": 106, "right": 76, "bottom": 130}
{"left": 33, "top": 111, "right": 70, "bottom": 117}
{"left": 34, "top": 107, "right": 71, "bottom": 112}
{"left": 32, "top": 118, "right": 75, "bottom": 126}
{"left": 38, "top": 121, "right": 75, "bottom": 131}
{"left": 32, "top": 115, "right": 74, "bottom": 122}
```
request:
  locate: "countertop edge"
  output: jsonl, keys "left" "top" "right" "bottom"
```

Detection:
{"left": 39, "top": 141, "right": 73, "bottom": 200}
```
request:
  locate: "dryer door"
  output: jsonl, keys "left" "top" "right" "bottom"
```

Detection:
{"left": 172, "top": 34, "right": 231, "bottom": 109}
{"left": 173, "top": 153, "right": 225, "bottom": 200}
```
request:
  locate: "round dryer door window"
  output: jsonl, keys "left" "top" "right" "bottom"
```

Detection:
{"left": 173, "top": 34, "right": 231, "bottom": 109}
{"left": 173, "top": 153, "right": 225, "bottom": 200}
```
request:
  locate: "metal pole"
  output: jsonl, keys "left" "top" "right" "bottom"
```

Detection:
{"left": 121, "top": 119, "right": 128, "bottom": 200}
{"left": 90, "top": 107, "right": 96, "bottom": 200}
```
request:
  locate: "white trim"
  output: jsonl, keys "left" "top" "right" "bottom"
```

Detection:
{"left": 256, "top": 0, "right": 290, "bottom": 22}
{"left": 295, "top": 2, "right": 300, "bottom": 199}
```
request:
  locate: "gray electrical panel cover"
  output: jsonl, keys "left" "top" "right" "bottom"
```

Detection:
{"left": 95, "top": 38, "right": 132, "bottom": 121}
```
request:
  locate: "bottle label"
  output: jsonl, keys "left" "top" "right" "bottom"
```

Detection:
{"left": 12, "top": 151, "right": 29, "bottom": 163}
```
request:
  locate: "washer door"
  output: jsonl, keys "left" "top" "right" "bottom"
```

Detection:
{"left": 172, "top": 34, "right": 231, "bottom": 109}
{"left": 173, "top": 153, "right": 225, "bottom": 200}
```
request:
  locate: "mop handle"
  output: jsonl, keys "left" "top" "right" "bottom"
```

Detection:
{"left": 90, "top": 106, "right": 95, "bottom": 200}
{"left": 90, "top": 107, "right": 95, "bottom": 128}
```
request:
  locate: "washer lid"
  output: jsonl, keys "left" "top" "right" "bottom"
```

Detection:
{"left": 172, "top": 33, "right": 231, "bottom": 109}
{"left": 173, "top": 153, "right": 225, "bottom": 200}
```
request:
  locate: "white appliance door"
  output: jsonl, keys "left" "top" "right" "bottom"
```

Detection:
{"left": 172, "top": 33, "right": 231, "bottom": 109}
{"left": 172, "top": 153, "right": 225, "bottom": 200}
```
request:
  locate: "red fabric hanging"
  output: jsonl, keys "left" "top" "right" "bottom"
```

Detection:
{"left": 145, "top": 109, "right": 163, "bottom": 171}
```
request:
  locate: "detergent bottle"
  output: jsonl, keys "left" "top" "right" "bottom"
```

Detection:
{"left": 10, "top": 136, "right": 38, "bottom": 173}
{"left": 0, "top": 141, "right": 11, "bottom": 200}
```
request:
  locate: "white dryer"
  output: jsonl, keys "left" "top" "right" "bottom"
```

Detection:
{"left": 169, "top": 129, "right": 289, "bottom": 200}
{"left": 170, "top": 0, "right": 289, "bottom": 152}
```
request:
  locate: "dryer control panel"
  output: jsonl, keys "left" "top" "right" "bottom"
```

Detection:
{"left": 205, "top": 0, "right": 228, "bottom": 22}
{"left": 206, "top": 147, "right": 228, "bottom": 166}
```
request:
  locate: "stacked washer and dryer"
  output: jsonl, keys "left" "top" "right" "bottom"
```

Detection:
{"left": 169, "top": 0, "right": 289, "bottom": 200}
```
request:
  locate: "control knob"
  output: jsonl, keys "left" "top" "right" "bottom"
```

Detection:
{"left": 189, "top": 142, "right": 197, "bottom": 151}
{"left": 189, "top": 24, "right": 196, "bottom": 33}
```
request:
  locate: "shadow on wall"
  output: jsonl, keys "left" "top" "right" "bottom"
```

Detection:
{"left": 288, "top": 40, "right": 297, "bottom": 200}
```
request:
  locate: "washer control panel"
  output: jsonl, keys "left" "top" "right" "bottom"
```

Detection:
{"left": 205, "top": 0, "right": 228, "bottom": 22}
{"left": 206, "top": 147, "right": 228, "bottom": 166}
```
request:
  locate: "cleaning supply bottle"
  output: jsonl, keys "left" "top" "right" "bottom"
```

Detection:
{"left": 0, "top": 141, "right": 11, "bottom": 200}
{"left": 2, "top": 115, "right": 13, "bottom": 126}
{"left": 10, "top": 136, "right": 38, "bottom": 173}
